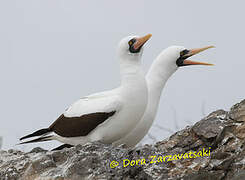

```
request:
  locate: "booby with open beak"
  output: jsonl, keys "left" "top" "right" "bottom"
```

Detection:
{"left": 19, "top": 34, "right": 152, "bottom": 150}
{"left": 114, "top": 45, "right": 214, "bottom": 148}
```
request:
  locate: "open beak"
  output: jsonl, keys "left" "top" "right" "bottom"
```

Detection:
{"left": 183, "top": 46, "right": 215, "bottom": 66}
{"left": 133, "top": 34, "right": 152, "bottom": 50}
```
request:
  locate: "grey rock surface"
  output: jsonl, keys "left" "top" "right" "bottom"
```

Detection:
{"left": 1, "top": 100, "right": 245, "bottom": 179}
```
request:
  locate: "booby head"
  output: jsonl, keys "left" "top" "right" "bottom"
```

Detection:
{"left": 117, "top": 34, "right": 152, "bottom": 60}
{"left": 157, "top": 45, "right": 214, "bottom": 70}
{"left": 176, "top": 46, "right": 214, "bottom": 67}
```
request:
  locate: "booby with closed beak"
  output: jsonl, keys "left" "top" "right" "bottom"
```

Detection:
{"left": 19, "top": 34, "right": 152, "bottom": 150}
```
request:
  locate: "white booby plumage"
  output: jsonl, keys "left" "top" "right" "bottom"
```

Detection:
{"left": 114, "top": 45, "right": 214, "bottom": 148}
{"left": 19, "top": 34, "right": 152, "bottom": 150}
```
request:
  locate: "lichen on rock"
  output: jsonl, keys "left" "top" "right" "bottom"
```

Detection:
{"left": 1, "top": 100, "right": 245, "bottom": 179}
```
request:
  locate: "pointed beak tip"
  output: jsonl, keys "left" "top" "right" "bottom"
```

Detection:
{"left": 133, "top": 33, "right": 152, "bottom": 50}
{"left": 203, "top": 62, "right": 215, "bottom": 66}
{"left": 201, "top": 62, "right": 215, "bottom": 66}
{"left": 145, "top": 33, "right": 152, "bottom": 41}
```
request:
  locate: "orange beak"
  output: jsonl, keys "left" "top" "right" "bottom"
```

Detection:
{"left": 183, "top": 46, "right": 215, "bottom": 66}
{"left": 133, "top": 34, "right": 152, "bottom": 50}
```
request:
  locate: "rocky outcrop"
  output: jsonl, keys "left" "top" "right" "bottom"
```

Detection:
{"left": 1, "top": 100, "right": 245, "bottom": 180}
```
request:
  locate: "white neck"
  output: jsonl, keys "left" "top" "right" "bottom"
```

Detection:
{"left": 146, "top": 53, "right": 177, "bottom": 117}
{"left": 113, "top": 51, "right": 179, "bottom": 148}
{"left": 119, "top": 55, "right": 144, "bottom": 86}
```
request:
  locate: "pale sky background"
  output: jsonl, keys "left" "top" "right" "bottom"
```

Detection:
{"left": 0, "top": 0, "right": 244, "bottom": 150}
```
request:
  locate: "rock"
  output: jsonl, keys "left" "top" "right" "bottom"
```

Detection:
{"left": 229, "top": 99, "right": 245, "bottom": 120}
{"left": 2, "top": 99, "right": 245, "bottom": 179}
{"left": 29, "top": 147, "right": 48, "bottom": 153}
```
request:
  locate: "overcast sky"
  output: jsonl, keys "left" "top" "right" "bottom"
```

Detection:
{"left": 0, "top": 0, "right": 244, "bottom": 150}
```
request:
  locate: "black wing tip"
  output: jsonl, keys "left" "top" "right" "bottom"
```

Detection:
{"left": 109, "top": 111, "right": 116, "bottom": 116}
{"left": 51, "top": 144, "right": 73, "bottom": 151}
{"left": 19, "top": 136, "right": 28, "bottom": 141}
{"left": 18, "top": 135, "right": 53, "bottom": 145}
{"left": 20, "top": 135, "right": 30, "bottom": 141}
{"left": 20, "top": 128, "right": 52, "bottom": 141}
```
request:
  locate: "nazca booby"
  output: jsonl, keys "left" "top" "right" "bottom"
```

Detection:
{"left": 19, "top": 34, "right": 152, "bottom": 150}
{"left": 114, "top": 45, "right": 214, "bottom": 148}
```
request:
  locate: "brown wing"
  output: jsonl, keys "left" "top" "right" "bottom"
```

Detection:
{"left": 49, "top": 111, "right": 116, "bottom": 137}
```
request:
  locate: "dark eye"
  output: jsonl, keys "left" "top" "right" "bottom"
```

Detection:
{"left": 180, "top": 49, "right": 188, "bottom": 57}
{"left": 128, "top": 38, "right": 140, "bottom": 53}
{"left": 128, "top": 39, "right": 136, "bottom": 46}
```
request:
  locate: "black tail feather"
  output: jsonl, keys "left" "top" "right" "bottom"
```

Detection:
{"left": 20, "top": 128, "right": 52, "bottom": 140}
{"left": 19, "top": 135, "right": 53, "bottom": 145}
{"left": 52, "top": 144, "right": 73, "bottom": 151}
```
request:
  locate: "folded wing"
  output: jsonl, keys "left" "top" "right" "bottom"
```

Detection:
{"left": 20, "top": 93, "right": 122, "bottom": 143}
